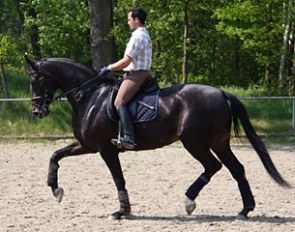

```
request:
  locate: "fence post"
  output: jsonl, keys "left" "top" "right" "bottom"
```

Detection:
{"left": 293, "top": 98, "right": 295, "bottom": 134}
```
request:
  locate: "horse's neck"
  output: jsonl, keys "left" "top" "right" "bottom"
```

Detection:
{"left": 66, "top": 83, "right": 112, "bottom": 115}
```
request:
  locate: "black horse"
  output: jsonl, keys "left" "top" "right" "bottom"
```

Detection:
{"left": 25, "top": 55, "right": 290, "bottom": 220}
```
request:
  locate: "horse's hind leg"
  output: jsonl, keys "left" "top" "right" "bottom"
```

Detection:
{"left": 48, "top": 141, "right": 93, "bottom": 202}
{"left": 213, "top": 146, "right": 255, "bottom": 219}
{"left": 184, "top": 146, "right": 222, "bottom": 215}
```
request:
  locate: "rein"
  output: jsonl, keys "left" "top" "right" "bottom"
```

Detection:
{"left": 53, "top": 74, "right": 100, "bottom": 101}
{"left": 53, "top": 72, "right": 122, "bottom": 101}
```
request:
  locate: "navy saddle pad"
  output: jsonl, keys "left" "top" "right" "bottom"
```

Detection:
{"left": 107, "top": 80, "right": 160, "bottom": 123}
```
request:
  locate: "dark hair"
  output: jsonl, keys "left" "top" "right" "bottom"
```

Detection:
{"left": 128, "top": 7, "right": 147, "bottom": 25}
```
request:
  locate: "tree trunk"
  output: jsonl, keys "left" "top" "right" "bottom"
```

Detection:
{"left": 279, "top": 0, "right": 292, "bottom": 88}
{"left": 264, "top": 63, "right": 270, "bottom": 86}
{"left": 182, "top": 0, "right": 189, "bottom": 83}
{"left": 14, "top": 0, "right": 42, "bottom": 59}
{"left": 88, "top": 0, "right": 115, "bottom": 72}
{"left": 234, "top": 37, "right": 241, "bottom": 84}
{"left": 0, "top": 58, "right": 9, "bottom": 98}
{"left": 292, "top": 27, "right": 295, "bottom": 95}
{"left": 28, "top": 8, "right": 42, "bottom": 59}
{"left": 14, "top": 0, "right": 25, "bottom": 38}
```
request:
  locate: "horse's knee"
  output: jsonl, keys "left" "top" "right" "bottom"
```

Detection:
{"left": 214, "top": 161, "right": 222, "bottom": 174}
{"left": 50, "top": 152, "right": 59, "bottom": 164}
{"left": 50, "top": 150, "right": 66, "bottom": 164}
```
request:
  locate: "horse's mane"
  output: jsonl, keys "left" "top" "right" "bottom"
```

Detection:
{"left": 41, "top": 57, "right": 117, "bottom": 86}
{"left": 42, "top": 57, "right": 95, "bottom": 75}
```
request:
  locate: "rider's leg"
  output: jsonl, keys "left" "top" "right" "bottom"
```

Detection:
{"left": 112, "top": 71, "right": 150, "bottom": 149}
{"left": 112, "top": 103, "right": 136, "bottom": 149}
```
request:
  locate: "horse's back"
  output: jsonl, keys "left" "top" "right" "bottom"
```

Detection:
{"left": 160, "top": 83, "right": 228, "bottom": 111}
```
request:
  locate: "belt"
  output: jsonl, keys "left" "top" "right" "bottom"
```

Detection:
{"left": 125, "top": 70, "right": 150, "bottom": 75}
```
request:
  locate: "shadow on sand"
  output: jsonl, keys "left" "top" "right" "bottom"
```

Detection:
{"left": 128, "top": 214, "right": 295, "bottom": 224}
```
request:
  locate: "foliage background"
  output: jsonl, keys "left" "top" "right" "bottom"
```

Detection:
{"left": 1, "top": 0, "right": 294, "bottom": 90}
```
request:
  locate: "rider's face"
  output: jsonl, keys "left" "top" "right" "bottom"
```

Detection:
{"left": 127, "top": 12, "right": 140, "bottom": 31}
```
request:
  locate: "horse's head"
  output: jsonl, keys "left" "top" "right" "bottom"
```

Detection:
{"left": 25, "top": 54, "right": 54, "bottom": 118}
{"left": 25, "top": 54, "right": 114, "bottom": 118}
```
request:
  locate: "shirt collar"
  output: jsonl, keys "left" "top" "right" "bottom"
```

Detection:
{"left": 132, "top": 26, "right": 146, "bottom": 34}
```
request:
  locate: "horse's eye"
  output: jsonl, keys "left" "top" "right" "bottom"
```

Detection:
{"left": 30, "top": 77, "right": 36, "bottom": 84}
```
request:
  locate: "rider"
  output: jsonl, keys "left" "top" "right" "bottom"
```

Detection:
{"left": 99, "top": 7, "right": 152, "bottom": 150}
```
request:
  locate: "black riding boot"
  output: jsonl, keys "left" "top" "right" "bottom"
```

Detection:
{"left": 111, "top": 104, "right": 136, "bottom": 150}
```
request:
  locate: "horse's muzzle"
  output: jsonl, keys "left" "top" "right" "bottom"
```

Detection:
{"left": 32, "top": 105, "right": 50, "bottom": 118}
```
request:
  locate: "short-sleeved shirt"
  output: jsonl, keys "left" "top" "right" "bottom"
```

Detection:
{"left": 123, "top": 27, "right": 152, "bottom": 72}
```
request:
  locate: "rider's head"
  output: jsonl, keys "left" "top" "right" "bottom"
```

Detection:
{"left": 127, "top": 8, "right": 147, "bottom": 31}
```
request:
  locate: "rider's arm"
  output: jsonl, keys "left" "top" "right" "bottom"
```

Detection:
{"left": 108, "top": 55, "right": 132, "bottom": 71}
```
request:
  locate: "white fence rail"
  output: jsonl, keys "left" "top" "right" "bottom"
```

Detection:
{"left": 1, "top": 96, "right": 295, "bottom": 133}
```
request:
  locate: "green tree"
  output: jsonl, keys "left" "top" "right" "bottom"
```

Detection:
{"left": 24, "top": 0, "right": 91, "bottom": 64}
{"left": 215, "top": 0, "right": 284, "bottom": 87}
{"left": 1, "top": 0, "right": 294, "bottom": 93}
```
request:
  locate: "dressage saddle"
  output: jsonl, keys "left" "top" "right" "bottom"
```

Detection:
{"left": 107, "top": 78, "right": 160, "bottom": 123}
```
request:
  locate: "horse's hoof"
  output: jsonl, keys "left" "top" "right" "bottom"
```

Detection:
{"left": 236, "top": 213, "right": 248, "bottom": 220}
{"left": 53, "top": 187, "right": 64, "bottom": 203}
{"left": 237, "top": 207, "right": 253, "bottom": 220}
{"left": 184, "top": 197, "right": 196, "bottom": 215}
{"left": 108, "top": 211, "right": 131, "bottom": 220}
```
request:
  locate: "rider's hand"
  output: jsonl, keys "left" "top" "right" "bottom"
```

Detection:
{"left": 99, "top": 65, "right": 111, "bottom": 76}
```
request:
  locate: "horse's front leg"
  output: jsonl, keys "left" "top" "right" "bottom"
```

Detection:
{"left": 101, "top": 149, "right": 131, "bottom": 220}
{"left": 47, "top": 141, "right": 93, "bottom": 202}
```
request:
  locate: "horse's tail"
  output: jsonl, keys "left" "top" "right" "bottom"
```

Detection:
{"left": 223, "top": 91, "right": 291, "bottom": 188}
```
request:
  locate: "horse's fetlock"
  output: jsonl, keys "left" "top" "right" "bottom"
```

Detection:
{"left": 118, "top": 190, "right": 129, "bottom": 202}
{"left": 47, "top": 175, "right": 57, "bottom": 187}
{"left": 118, "top": 190, "right": 131, "bottom": 214}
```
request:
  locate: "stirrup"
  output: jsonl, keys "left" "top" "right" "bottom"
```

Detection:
{"left": 111, "top": 136, "right": 136, "bottom": 150}
{"left": 111, "top": 137, "right": 123, "bottom": 149}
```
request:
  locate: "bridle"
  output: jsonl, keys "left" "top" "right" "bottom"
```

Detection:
{"left": 29, "top": 63, "right": 53, "bottom": 113}
{"left": 30, "top": 63, "right": 119, "bottom": 107}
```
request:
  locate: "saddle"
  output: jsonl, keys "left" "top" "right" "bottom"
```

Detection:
{"left": 107, "top": 78, "right": 160, "bottom": 123}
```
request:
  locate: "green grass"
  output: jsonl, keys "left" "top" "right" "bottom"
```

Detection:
{"left": 241, "top": 99, "right": 293, "bottom": 134}
{"left": 0, "top": 101, "right": 72, "bottom": 136}
{"left": 0, "top": 69, "right": 31, "bottom": 98}
{"left": 0, "top": 70, "right": 72, "bottom": 136}
{"left": 221, "top": 85, "right": 294, "bottom": 136}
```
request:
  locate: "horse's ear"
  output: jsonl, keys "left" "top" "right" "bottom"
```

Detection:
{"left": 24, "top": 53, "right": 36, "bottom": 69}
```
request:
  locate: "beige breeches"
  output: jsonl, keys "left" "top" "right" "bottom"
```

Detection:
{"left": 114, "top": 71, "right": 151, "bottom": 109}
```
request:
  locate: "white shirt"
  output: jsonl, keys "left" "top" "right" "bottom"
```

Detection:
{"left": 124, "top": 27, "right": 152, "bottom": 71}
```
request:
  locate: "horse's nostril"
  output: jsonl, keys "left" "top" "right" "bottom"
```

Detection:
{"left": 32, "top": 109, "right": 40, "bottom": 117}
